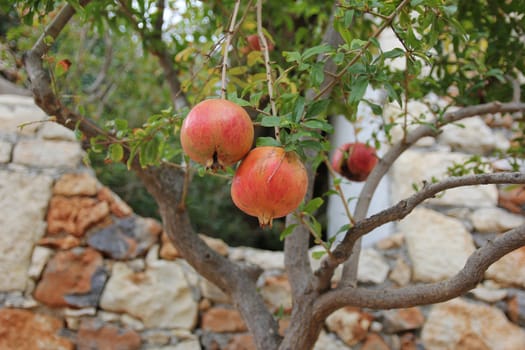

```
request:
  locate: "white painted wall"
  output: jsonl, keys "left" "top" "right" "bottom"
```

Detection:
{"left": 327, "top": 28, "right": 403, "bottom": 247}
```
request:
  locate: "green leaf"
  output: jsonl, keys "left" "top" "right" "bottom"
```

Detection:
{"left": 350, "top": 39, "right": 367, "bottom": 50}
{"left": 305, "top": 99, "right": 330, "bottom": 119}
{"left": 383, "top": 48, "right": 405, "bottom": 59}
{"left": 227, "top": 94, "right": 252, "bottom": 107}
{"left": 256, "top": 137, "right": 281, "bottom": 147}
{"left": 302, "top": 44, "right": 331, "bottom": 60}
{"left": 302, "top": 197, "right": 324, "bottom": 214}
{"left": 292, "top": 96, "right": 306, "bottom": 123}
{"left": 344, "top": 10, "right": 354, "bottom": 27}
{"left": 283, "top": 51, "right": 302, "bottom": 63}
{"left": 311, "top": 62, "right": 325, "bottom": 87}
{"left": 280, "top": 224, "right": 298, "bottom": 241}
{"left": 261, "top": 116, "right": 281, "bottom": 127}
{"left": 303, "top": 119, "right": 334, "bottom": 133}
{"left": 298, "top": 140, "right": 323, "bottom": 152}
{"left": 336, "top": 223, "right": 351, "bottom": 234}
{"left": 348, "top": 76, "right": 368, "bottom": 104}
{"left": 109, "top": 143, "right": 124, "bottom": 162}
{"left": 311, "top": 250, "right": 327, "bottom": 260}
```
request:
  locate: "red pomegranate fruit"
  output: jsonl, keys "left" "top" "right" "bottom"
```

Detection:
{"left": 331, "top": 142, "right": 378, "bottom": 182}
{"left": 241, "top": 34, "right": 275, "bottom": 54}
{"left": 180, "top": 99, "right": 254, "bottom": 171}
{"left": 231, "top": 146, "right": 308, "bottom": 228}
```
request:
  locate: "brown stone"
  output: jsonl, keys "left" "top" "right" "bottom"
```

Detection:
{"left": 261, "top": 274, "right": 292, "bottom": 313}
{"left": 77, "top": 318, "right": 141, "bottom": 350}
{"left": 498, "top": 185, "right": 525, "bottom": 214}
{"left": 46, "top": 196, "right": 110, "bottom": 237}
{"left": 326, "top": 307, "right": 374, "bottom": 346}
{"left": 0, "top": 309, "right": 74, "bottom": 350}
{"left": 486, "top": 245, "right": 525, "bottom": 288}
{"left": 201, "top": 307, "right": 247, "bottom": 333}
{"left": 53, "top": 173, "right": 98, "bottom": 197}
{"left": 98, "top": 186, "right": 133, "bottom": 217}
{"left": 400, "top": 332, "right": 418, "bottom": 350}
{"left": 34, "top": 247, "right": 107, "bottom": 308}
{"left": 225, "top": 334, "right": 256, "bottom": 350}
{"left": 361, "top": 333, "right": 390, "bottom": 350}
{"left": 278, "top": 317, "right": 291, "bottom": 336}
{"left": 160, "top": 231, "right": 181, "bottom": 260}
{"left": 39, "top": 235, "right": 81, "bottom": 250}
{"left": 160, "top": 233, "right": 228, "bottom": 260}
{"left": 382, "top": 307, "right": 425, "bottom": 333}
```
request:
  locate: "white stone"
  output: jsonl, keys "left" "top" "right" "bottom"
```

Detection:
{"left": 486, "top": 246, "right": 525, "bottom": 288}
{"left": 200, "top": 278, "right": 230, "bottom": 304}
{"left": 64, "top": 307, "right": 97, "bottom": 317}
{"left": 0, "top": 94, "right": 47, "bottom": 134}
{"left": 470, "top": 207, "right": 525, "bottom": 233}
{"left": 28, "top": 246, "right": 53, "bottom": 280}
{"left": 389, "top": 257, "right": 411, "bottom": 286}
{"left": 401, "top": 208, "right": 476, "bottom": 282}
{"left": 422, "top": 298, "right": 525, "bottom": 349}
{"left": 0, "top": 140, "right": 12, "bottom": 163}
{"left": 0, "top": 170, "right": 53, "bottom": 291}
{"left": 98, "top": 311, "right": 121, "bottom": 323}
{"left": 100, "top": 260, "right": 199, "bottom": 329}
{"left": 229, "top": 247, "right": 285, "bottom": 270}
{"left": 121, "top": 313, "right": 145, "bottom": 331}
{"left": 357, "top": 248, "right": 390, "bottom": 284}
{"left": 13, "top": 139, "right": 83, "bottom": 168}
{"left": 390, "top": 149, "right": 498, "bottom": 208}
{"left": 309, "top": 246, "right": 342, "bottom": 282}
{"left": 37, "top": 120, "right": 77, "bottom": 141}
{"left": 149, "top": 341, "right": 201, "bottom": 350}
{"left": 172, "top": 340, "right": 201, "bottom": 350}
{"left": 383, "top": 100, "right": 437, "bottom": 147}
{"left": 145, "top": 244, "right": 160, "bottom": 265}
{"left": 438, "top": 115, "right": 500, "bottom": 154}
{"left": 4, "top": 292, "right": 38, "bottom": 308}
{"left": 313, "top": 331, "right": 351, "bottom": 350}
{"left": 470, "top": 284, "right": 508, "bottom": 303}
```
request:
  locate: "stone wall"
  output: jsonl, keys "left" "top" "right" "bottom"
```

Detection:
{"left": 1, "top": 93, "right": 525, "bottom": 349}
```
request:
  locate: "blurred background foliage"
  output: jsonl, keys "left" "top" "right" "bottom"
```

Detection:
{"left": 1, "top": 0, "right": 524, "bottom": 249}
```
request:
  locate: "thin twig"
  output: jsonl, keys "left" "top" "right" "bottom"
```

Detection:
{"left": 256, "top": 0, "right": 279, "bottom": 138}
{"left": 324, "top": 158, "right": 356, "bottom": 225}
{"left": 221, "top": 0, "right": 242, "bottom": 99}
{"left": 298, "top": 214, "right": 334, "bottom": 259}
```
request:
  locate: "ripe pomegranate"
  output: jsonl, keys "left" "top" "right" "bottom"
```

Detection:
{"left": 331, "top": 142, "right": 378, "bottom": 182}
{"left": 180, "top": 99, "right": 254, "bottom": 170}
{"left": 241, "top": 34, "right": 275, "bottom": 54}
{"left": 231, "top": 146, "right": 308, "bottom": 228}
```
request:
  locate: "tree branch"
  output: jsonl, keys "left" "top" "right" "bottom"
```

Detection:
{"left": 314, "top": 223, "right": 525, "bottom": 318}
{"left": 339, "top": 100, "right": 525, "bottom": 286}
{"left": 137, "top": 167, "right": 281, "bottom": 349}
{"left": 278, "top": 4, "right": 344, "bottom": 350}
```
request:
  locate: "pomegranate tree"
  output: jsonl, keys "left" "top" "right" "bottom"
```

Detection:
{"left": 331, "top": 142, "right": 378, "bottom": 182}
{"left": 180, "top": 99, "right": 254, "bottom": 170}
{"left": 231, "top": 146, "right": 308, "bottom": 228}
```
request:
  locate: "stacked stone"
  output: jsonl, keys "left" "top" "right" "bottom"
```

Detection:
{"left": 1, "top": 94, "right": 525, "bottom": 349}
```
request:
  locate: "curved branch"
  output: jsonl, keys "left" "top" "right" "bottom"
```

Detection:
{"left": 314, "top": 223, "right": 525, "bottom": 318}
{"left": 137, "top": 167, "right": 281, "bottom": 349}
{"left": 340, "top": 100, "right": 525, "bottom": 286}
